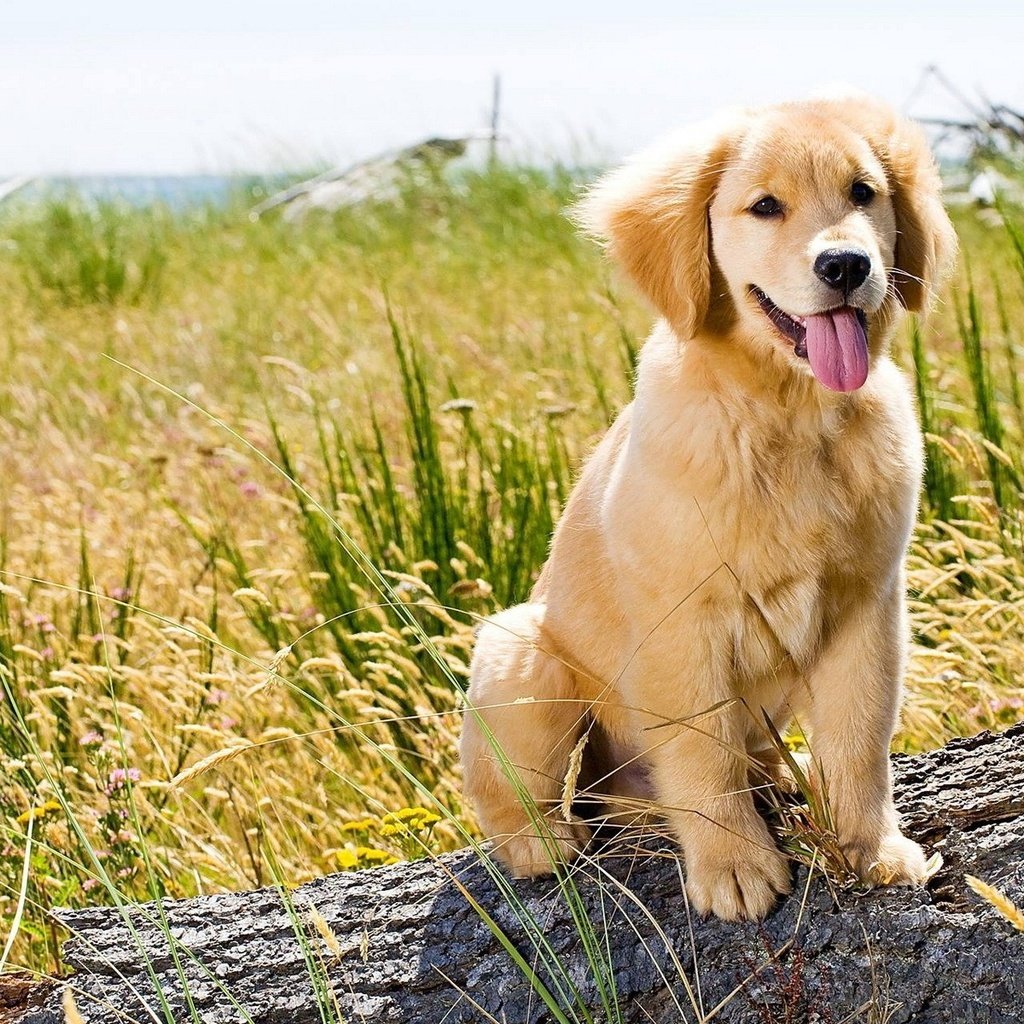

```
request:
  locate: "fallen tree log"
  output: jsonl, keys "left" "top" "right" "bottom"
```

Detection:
{"left": 11, "top": 724, "right": 1024, "bottom": 1024}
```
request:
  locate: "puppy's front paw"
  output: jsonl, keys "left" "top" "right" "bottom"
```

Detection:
{"left": 844, "top": 830, "right": 928, "bottom": 886}
{"left": 491, "top": 817, "right": 590, "bottom": 878}
{"left": 685, "top": 844, "right": 792, "bottom": 921}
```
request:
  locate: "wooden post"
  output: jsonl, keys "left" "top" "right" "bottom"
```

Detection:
{"left": 489, "top": 73, "right": 501, "bottom": 169}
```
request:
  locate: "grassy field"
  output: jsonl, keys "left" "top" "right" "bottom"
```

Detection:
{"left": 1, "top": 162, "right": 1023, "bottom": 985}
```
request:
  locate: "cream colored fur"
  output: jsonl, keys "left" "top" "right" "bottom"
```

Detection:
{"left": 459, "top": 96, "right": 957, "bottom": 921}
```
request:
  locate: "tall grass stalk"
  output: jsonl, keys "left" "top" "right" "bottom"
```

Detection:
{"left": 956, "top": 280, "right": 1021, "bottom": 510}
{"left": 910, "top": 319, "right": 959, "bottom": 522}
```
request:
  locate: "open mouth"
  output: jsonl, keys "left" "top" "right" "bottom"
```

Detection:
{"left": 752, "top": 287, "right": 811, "bottom": 358}
{"left": 750, "top": 286, "right": 870, "bottom": 393}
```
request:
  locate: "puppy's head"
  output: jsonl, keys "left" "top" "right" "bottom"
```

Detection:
{"left": 577, "top": 97, "right": 956, "bottom": 393}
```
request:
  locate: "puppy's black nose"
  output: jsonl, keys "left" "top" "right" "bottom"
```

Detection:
{"left": 814, "top": 248, "right": 871, "bottom": 295}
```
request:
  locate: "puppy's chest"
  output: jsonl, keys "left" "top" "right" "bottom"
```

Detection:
{"left": 644, "top": 426, "right": 892, "bottom": 665}
{"left": 709, "top": 483, "right": 852, "bottom": 669}
{"left": 713, "top": 422, "right": 888, "bottom": 567}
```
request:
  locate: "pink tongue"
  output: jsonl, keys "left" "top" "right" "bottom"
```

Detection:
{"left": 804, "top": 308, "right": 869, "bottom": 392}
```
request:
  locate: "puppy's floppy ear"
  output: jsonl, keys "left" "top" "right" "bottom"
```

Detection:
{"left": 575, "top": 114, "right": 747, "bottom": 338}
{"left": 828, "top": 99, "right": 957, "bottom": 312}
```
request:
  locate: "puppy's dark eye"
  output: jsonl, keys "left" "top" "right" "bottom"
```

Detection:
{"left": 750, "top": 196, "right": 782, "bottom": 217}
{"left": 851, "top": 181, "right": 875, "bottom": 205}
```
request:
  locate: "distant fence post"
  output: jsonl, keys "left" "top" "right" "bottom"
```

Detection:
{"left": 489, "top": 73, "right": 501, "bottom": 168}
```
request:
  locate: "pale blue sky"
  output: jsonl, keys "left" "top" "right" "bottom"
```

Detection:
{"left": 3, "top": 2, "right": 1023, "bottom": 174}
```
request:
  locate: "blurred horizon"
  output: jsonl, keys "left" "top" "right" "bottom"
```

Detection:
{"left": 3, "top": 1, "right": 1024, "bottom": 177}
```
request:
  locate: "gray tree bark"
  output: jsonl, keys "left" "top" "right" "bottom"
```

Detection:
{"left": 8, "top": 724, "right": 1024, "bottom": 1024}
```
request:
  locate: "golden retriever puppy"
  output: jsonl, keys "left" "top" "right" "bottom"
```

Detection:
{"left": 460, "top": 95, "right": 956, "bottom": 921}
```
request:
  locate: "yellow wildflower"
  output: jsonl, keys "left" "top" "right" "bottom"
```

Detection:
{"left": 16, "top": 799, "right": 62, "bottom": 825}
{"left": 335, "top": 845, "right": 399, "bottom": 869}
{"left": 338, "top": 818, "right": 377, "bottom": 833}
{"left": 356, "top": 847, "right": 398, "bottom": 865}
{"left": 380, "top": 807, "right": 441, "bottom": 832}
{"left": 336, "top": 849, "right": 359, "bottom": 870}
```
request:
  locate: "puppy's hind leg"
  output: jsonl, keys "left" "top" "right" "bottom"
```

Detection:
{"left": 460, "top": 604, "right": 591, "bottom": 877}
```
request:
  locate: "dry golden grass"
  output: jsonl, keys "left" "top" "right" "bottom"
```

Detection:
{"left": 0, "top": 169, "right": 1022, "bottom": 977}
{"left": 965, "top": 874, "right": 1024, "bottom": 932}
